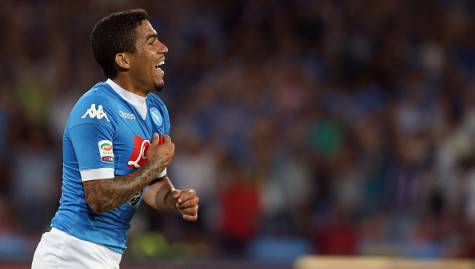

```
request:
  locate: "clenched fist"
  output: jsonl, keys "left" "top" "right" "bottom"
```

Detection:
{"left": 146, "top": 133, "right": 175, "bottom": 176}
{"left": 170, "top": 189, "right": 199, "bottom": 221}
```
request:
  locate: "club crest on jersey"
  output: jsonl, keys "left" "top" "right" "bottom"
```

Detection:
{"left": 128, "top": 136, "right": 150, "bottom": 168}
{"left": 98, "top": 140, "right": 114, "bottom": 163}
{"left": 82, "top": 104, "right": 110, "bottom": 122}
{"left": 150, "top": 107, "right": 163, "bottom": 127}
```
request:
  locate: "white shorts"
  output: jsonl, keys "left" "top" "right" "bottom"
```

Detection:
{"left": 31, "top": 228, "right": 122, "bottom": 269}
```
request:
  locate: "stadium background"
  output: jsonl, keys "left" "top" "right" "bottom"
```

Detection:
{"left": 2, "top": 0, "right": 475, "bottom": 268}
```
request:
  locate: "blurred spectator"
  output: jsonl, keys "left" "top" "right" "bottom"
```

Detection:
{"left": 0, "top": 195, "right": 35, "bottom": 260}
{"left": 218, "top": 157, "right": 261, "bottom": 257}
{"left": 10, "top": 123, "right": 59, "bottom": 232}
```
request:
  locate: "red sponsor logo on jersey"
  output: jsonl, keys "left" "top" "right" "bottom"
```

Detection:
{"left": 128, "top": 136, "right": 151, "bottom": 168}
{"left": 127, "top": 135, "right": 165, "bottom": 168}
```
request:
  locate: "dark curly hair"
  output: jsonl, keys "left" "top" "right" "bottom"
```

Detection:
{"left": 91, "top": 9, "right": 149, "bottom": 78}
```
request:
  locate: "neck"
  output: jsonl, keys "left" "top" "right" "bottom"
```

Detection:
{"left": 112, "top": 75, "right": 148, "bottom": 97}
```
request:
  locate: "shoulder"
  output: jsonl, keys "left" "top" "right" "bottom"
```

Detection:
{"left": 67, "top": 83, "right": 118, "bottom": 128}
{"left": 78, "top": 82, "right": 116, "bottom": 105}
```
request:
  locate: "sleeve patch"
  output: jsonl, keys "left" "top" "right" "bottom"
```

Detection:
{"left": 98, "top": 140, "right": 114, "bottom": 163}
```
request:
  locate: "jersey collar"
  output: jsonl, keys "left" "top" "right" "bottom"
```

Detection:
{"left": 105, "top": 79, "right": 147, "bottom": 119}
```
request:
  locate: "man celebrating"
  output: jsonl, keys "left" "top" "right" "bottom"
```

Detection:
{"left": 32, "top": 9, "right": 199, "bottom": 269}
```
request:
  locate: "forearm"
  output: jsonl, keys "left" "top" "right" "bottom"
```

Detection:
{"left": 153, "top": 176, "right": 178, "bottom": 212}
{"left": 154, "top": 182, "right": 178, "bottom": 212}
{"left": 84, "top": 158, "right": 164, "bottom": 213}
{"left": 144, "top": 176, "right": 178, "bottom": 212}
{"left": 144, "top": 177, "right": 199, "bottom": 221}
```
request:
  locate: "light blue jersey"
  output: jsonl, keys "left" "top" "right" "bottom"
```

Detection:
{"left": 51, "top": 80, "right": 170, "bottom": 254}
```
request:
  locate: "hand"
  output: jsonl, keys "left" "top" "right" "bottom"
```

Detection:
{"left": 146, "top": 133, "right": 175, "bottom": 173}
{"left": 171, "top": 189, "right": 199, "bottom": 222}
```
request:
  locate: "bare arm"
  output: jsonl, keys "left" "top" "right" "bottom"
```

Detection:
{"left": 143, "top": 176, "right": 200, "bottom": 221}
{"left": 84, "top": 158, "right": 164, "bottom": 213}
{"left": 143, "top": 176, "right": 177, "bottom": 212}
{"left": 83, "top": 134, "right": 174, "bottom": 214}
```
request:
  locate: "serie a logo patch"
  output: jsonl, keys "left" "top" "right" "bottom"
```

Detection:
{"left": 98, "top": 140, "right": 114, "bottom": 163}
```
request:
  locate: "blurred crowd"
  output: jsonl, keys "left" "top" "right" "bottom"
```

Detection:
{"left": 3, "top": 0, "right": 475, "bottom": 263}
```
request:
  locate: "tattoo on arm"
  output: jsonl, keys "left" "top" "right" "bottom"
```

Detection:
{"left": 84, "top": 158, "right": 164, "bottom": 213}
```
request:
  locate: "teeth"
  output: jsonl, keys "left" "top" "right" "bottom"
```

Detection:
{"left": 155, "top": 60, "right": 165, "bottom": 68}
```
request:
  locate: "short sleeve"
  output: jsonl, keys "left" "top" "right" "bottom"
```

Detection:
{"left": 69, "top": 123, "right": 115, "bottom": 181}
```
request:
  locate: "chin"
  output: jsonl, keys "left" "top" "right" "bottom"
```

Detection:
{"left": 153, "top": 81, "right": 165, "bottom": 92}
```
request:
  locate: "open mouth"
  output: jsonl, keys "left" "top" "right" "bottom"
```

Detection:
{"left": 155, "top": 59, "right": 165, "bottom": 76}
{"left": 155, "top": 61, "right": 165, "bottom": 68}
{"left": 155, "top": 58, "right": 165, "bottom": 69}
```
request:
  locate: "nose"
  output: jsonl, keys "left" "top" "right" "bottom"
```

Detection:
{"left": 157, "top": 40, "right": 168, "bottom": 54}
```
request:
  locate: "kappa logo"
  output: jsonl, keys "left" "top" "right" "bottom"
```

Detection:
{"left": 81, "top": 104, "right": 109, "bottom": 122}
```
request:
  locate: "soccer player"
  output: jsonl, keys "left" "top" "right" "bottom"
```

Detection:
{"left": 31, "top": 9, "right": 199, "bottom": 269}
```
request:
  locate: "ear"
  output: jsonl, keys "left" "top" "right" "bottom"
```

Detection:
{"left": 115, "top": 53, "right": 130, "bottom": 70}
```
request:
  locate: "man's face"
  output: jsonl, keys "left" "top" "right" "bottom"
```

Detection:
{"left": 128, "top": 20, "right": 168, "bottom": 92}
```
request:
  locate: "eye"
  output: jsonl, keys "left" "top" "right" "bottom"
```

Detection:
{"left": 148, "top": 37, "right": 158, "bottom": 46}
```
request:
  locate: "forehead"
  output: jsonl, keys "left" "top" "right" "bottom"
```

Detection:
{"left": 135, "top": 20, "right": 157, "bottom": 39}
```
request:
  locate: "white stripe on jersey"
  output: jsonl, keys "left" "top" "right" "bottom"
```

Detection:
{"left": 80, "top": 168, "right": 115, "bottom": 181}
